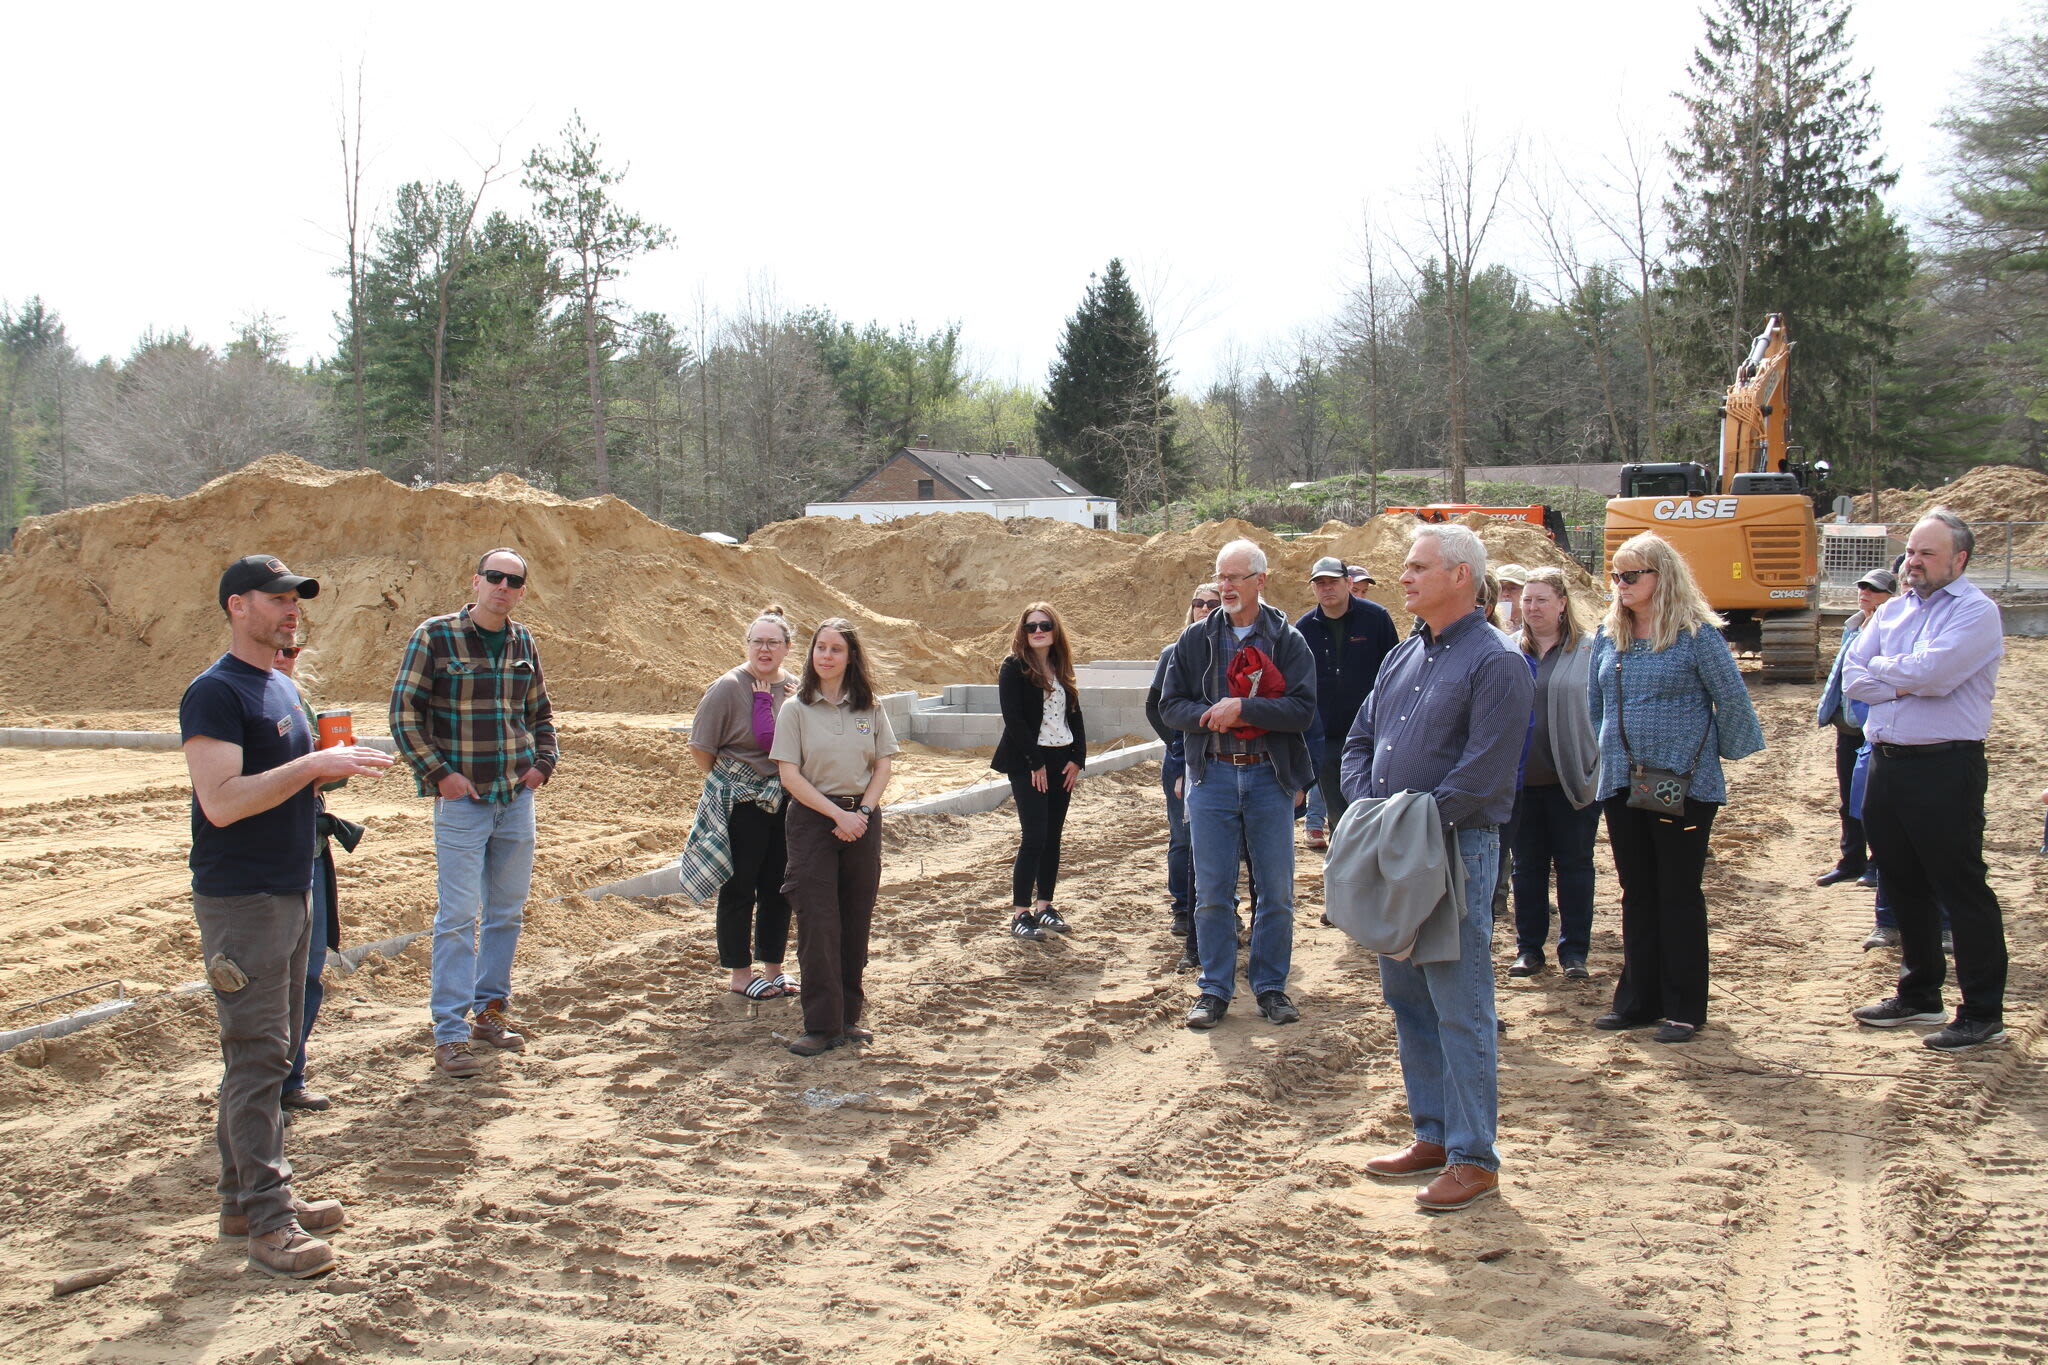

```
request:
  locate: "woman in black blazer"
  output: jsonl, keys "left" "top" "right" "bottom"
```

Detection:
{"left": 991, "top": 602, "right": 1087, "bottom": 940}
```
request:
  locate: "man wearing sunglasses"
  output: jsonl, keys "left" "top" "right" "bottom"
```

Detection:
{"left": 390, "top": 548, "right": 560, "bottom": 1078}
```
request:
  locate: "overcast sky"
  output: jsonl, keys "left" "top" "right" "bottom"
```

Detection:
{"left": 6, "top": 0, "right": 2028, "bottom": 391}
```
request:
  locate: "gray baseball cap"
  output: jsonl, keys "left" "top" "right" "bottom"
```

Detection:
{"left": 1855, "top": 567, "right": 1899, "bottom": 594}
{"left": 1308, "top": 555, "right": 1347, "bottom": 580}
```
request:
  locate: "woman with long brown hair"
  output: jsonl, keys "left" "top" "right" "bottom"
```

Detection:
{"left": 992, "top": 602, "right": 1087, "bottom": 940}
{"left": 770, "top": 617, "right": 898, "bottom": 1057}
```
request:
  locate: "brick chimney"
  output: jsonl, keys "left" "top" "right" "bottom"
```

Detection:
{"left": 1001, "top": 442, "right": 1018, "bottom": 457}
{"left": 913, "top": 434, "right": 931, "bottom": 450}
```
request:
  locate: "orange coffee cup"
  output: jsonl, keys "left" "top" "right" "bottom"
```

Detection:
{"left": 316, "top": 709, "right": 353, "bottom": 749}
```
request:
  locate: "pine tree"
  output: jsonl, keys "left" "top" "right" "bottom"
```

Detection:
{"left": 1665, "top": 0, "right": 1912, "bottom": 468}
{"left": 1036, "top": 259, "right": 1181, "bottom": 504}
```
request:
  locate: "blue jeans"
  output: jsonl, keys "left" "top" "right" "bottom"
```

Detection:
{"left": 1304, "top": 781, "right": 1327, "bottom": 834}
{"left": 1511, "top": 784, "right": 1601, "bottom": 960}
{"left": 1163, "top": 752, "right": 1192, "bottom": 918}
{"left": 283, "top": 851, "right": 333, "bottom": 1094}
{"left": 1188, "top": 761, "right": 1295, "bottom": 1000}
{"left": 430, "top": 788, "right": 537, "bottom": 1044}
{"left": 1379, "top": 827, "right": 1500, "bottom": 1172}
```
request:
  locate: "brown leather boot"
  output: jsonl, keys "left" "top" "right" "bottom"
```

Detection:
{"left": 220, "top": 1197, "right": 345, "bottom": 1238}
{"left": 435, "top": 1040, "right": 483, "bottom": 1077}
{"left": 1364, "top": 1140, "right": 1447, "bottom": 1179}
{"left": 1417, "top": 1164, "right": 1499, "bottom": 1211}
{"left": 246, "top": 1222, "right": 337, "bottom": 1278}
{"left": 470, "top": 1001, "right": 527, "bottom": 1051}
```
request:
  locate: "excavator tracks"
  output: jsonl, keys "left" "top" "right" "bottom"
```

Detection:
{"left": 1760, "top": 607, "right": 1821, "bottom": 681}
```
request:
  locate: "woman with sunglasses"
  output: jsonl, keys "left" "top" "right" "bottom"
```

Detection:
{"left": 1149, "top": 585, "right": 1222, "bottom": 962}
{"left": 771, "top": 618, "right": 897, "bottom": 1057}
{"left": 1589, "top": 533, "right": 1764, "bottom": 1044}
{"left": 993, "top": 603, "right": 1088, "bottom": 940}
{"left": 685, "top": 607, "right": 799, "bottom": 1001}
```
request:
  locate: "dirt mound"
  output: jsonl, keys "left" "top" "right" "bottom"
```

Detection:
{"left": 1853, "top": 464, "right": 2048, "bottom": 525}
{"left": 750, "top": 510, "right": 1591, "bottom": 662}
{"left": 0, "top": 455, "right": 978, "bottom": 716}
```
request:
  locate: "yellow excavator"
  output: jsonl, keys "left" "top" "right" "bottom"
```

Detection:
{"left": 1603, "top": 314, "right": 1828, "bottom": 680}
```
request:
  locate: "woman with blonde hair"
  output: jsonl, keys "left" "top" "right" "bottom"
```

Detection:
{"left": 771, "top": 617, "right": 898, "bottom": 1056}
{"left": 993, "top": 602, "right": 1087, "bottom": 939}
{"left": 683, "top": 606, "right": 799, "bottom": 1000}
{"left": 1506, "top": 567, "right": 1602, "bottom": 980}
{"left": 1588, "top": 532, "right": 1764, "bottom": 1043}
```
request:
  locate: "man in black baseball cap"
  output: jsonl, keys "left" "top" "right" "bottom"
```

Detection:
{"left": 182, "top": 554, "right": 388, "bottom": 1277}
{"left": 218, "top": 555, "right": 320, "bottom": 612}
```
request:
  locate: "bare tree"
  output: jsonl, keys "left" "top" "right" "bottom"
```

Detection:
{"left": 1401, "top": 124, "right": 1515, "bottom": 501}
{"left": 1581, "top": 117, "right": 1670, "bottom": 458}
{"left": 1335, "top": 215, "right": 1398, "bottom": 510}
{"left": 337, "top": 63, "right": 371, "bottom": 465}
{"left": 1522, "top": 159, "right": 1630, "bottom": 457}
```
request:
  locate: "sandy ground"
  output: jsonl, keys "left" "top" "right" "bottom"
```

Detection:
{"left": 0, "top": 641, "right": 2044, "bottom": 1363}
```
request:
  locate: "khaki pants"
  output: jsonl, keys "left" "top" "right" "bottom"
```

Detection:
{"left": 193, "top": 890, "right": 312, "bottom": 1236}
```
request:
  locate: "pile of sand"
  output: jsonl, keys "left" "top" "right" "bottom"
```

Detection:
{"left": 1853, "top": 465, "right": 2048, "bottom": 526}
{"left": 751, "top": 509, "right": 1592, "bottom": 661}
{"left": 0, "top": 456, "right": 979, "bottom": 716}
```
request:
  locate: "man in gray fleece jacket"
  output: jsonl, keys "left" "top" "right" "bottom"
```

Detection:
{"left": 1160, "top": 538, "right": 1318, "bottom": 1032}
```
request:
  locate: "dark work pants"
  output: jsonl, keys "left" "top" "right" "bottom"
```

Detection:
{"left": 1512, "top": 783, "right": 1602, "bottom": 960}
{"left": 283, "top": 851, "right": 334, "bottom": 1096}
{"left": 783, "top": 802, "right": 882, "bottom": 1037}
{"left": 717, "top": 799, "right": 792, "bottom": 969}
{"left": 193, "top": 890, "right": 312, "bottom": 1236}
{"left": 1163, "top": 752, "right": 1191, "bottom": 920}
{"left": 1864, "top": 744, "right": 2005, "bottom": 1023}
{"left": 1317, "top": 737, "right": 1349, "bottom": 834}
{"left": 1604, "top": 795, "right": 1719, "bottom": 1029}
{"left": 1833, "top": 726, "right": 1868, "bottom": 875}
{"left": 1009, "top": 771, "right": 1073, "bottom": 907}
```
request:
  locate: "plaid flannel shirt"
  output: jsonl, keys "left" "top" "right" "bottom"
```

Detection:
{"left": 389, "top": 605, "right": 559, "bottom": 802}
{"left": 676, "top": 757, "right": 785, "bottom": 903}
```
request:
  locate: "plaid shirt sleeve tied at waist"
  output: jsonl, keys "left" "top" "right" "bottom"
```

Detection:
{"left": 389, "top": 606, "right": 560, "bottom": 801}
{"left": 676, "top": 757, "right": 786, "bottom": 903}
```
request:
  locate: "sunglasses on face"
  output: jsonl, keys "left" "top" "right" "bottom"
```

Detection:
{"left": 481, "top": 569, "right": 527, "bottom": 589}
{"left": 277, "top": 647, "right": 302, "bottom": 659}
{"left": 1025, "top": 621, "right": 1055, "bottom": 634}
{"left": 1191, "top": 598, "right": 1219, "bottom": 610}
{"left": 1609, "top": 568, "right": 1657, "bottom": 585}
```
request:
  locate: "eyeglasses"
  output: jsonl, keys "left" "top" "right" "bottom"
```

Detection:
{"left": 278, "top": 647, "right": 302, "bottom": 658}
{"left": 1024, "top": 620, "right": 1056, "bottom": 634}
{"left": 1190, "top": 598, "right": 1220, "bottom": 610}
{"left": 1609, "top": 569, "right": 1658, "bottom": 585}
{"left": 481, "top": 569, "right": 527, "bottom": 588}
{"left": 1214, "top": 571, "right": 1260, "bottom": 586}
{"left": 745, "top": 637, "right": 787, "bottom": 648}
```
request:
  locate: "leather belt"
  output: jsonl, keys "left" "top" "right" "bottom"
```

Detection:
{"left": 1873, "top": 740, "right": 1982, "bottom": 759}
{"left": 824, "top": 794, "right": 864, "bottom": 809}
{"left": 1217, "top": 752, "right": 1267, "bottom": 765}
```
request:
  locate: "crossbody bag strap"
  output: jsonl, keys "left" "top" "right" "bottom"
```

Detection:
{"left": 1617, "top": 641, "right": 1713, "bottom": 775}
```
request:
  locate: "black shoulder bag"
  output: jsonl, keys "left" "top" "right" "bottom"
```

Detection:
{"left": 1617, "top": 646, "right": 1712, "bottom": 817}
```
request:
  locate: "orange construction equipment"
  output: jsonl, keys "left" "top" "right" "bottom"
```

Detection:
{"left": 1385, "top": 504, "right": 1572, "bottom": 551}
{"left": 1602, "top": 314, "right": 1827, "bottom": 679}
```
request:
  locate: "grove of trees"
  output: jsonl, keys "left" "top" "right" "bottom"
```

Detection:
{"left": 7, "top": 1, "right": 2048, "bottom": 543}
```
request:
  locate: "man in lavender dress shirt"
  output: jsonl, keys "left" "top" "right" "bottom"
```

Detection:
{"left": 1844, "top": 509, "right": 2008, "bottom": 1051}
{"left": 1342, "top": 524, "right": 1534, "bottom": 1211}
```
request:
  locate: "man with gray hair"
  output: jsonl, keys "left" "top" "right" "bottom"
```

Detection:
{"left": 1160, "top": 537, "right": 1318, "bottom": 1029}
{"left": 1342, "top": 523, "right": 1533, "bottom": 1211}
{"left": 1845, "top": 508, "right": 2008, "bottom": 1051}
